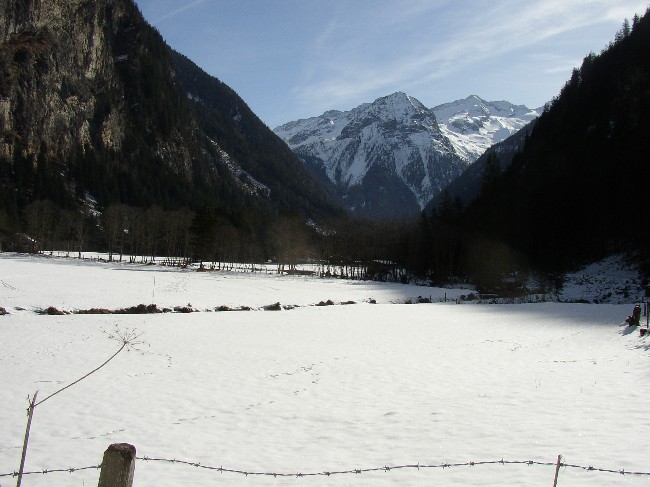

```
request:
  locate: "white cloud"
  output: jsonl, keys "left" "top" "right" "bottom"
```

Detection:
{"left": 290, "top": 0, "right": 647, "bottom": 115}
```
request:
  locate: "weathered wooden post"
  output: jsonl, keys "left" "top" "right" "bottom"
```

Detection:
{"left": 632, "top": 305, "right": 641, "bottom": 326}
{"left": 98, "top": 443, "right": 136, "bottom": 487}
{"left": 645, "top": 286, "right": 650, "bottom": 329}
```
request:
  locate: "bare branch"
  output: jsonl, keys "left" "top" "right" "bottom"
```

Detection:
{"left": 34, "top": 328, "right": 143, "bottom": 408}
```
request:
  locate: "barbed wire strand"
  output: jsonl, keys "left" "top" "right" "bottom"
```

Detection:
{"left": 0, "top": 465, "right": 100, "bottom": 478}
{"left": 136, "top": 457, "right": 650, "bottom": 478}
{"left": 4, "top": 458, "right": 649, "bottom": 479}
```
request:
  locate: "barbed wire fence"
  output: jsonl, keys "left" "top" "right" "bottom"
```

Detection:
{"left": 3, "top": 455, "right": 650, "bottom": 482}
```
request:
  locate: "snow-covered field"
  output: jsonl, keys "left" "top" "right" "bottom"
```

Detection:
{"left": 1, "top": 253, "right": 648, "bottom": 487}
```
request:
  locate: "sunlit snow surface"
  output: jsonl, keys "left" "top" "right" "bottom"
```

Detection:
{"left": 432, "top": 96, "right": 541, "bottom": 163}
{"left": 1, "top": 254, "right": 648, "bottom": 487}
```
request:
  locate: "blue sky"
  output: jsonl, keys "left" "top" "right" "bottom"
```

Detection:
{"left": 133, "top": 1, "right": 648, "bottom": 128}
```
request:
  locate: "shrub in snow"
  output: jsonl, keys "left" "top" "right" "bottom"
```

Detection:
{"left": 76, "top": 308, "right": 112, "bottom": 314}
{"left": 264, "top": 302, "right": 282, "bottom": 311}
{"left": 0, "top": 306, "right": 8, "bottom": 315}
{"left": 173, "top": 305, "right": 194, "bottom": 313}
{"left": 118, "top": 304, "right": 162, "bottom": 314}
{"left": 41, "top": 306, "right": 67, "bottom": 315}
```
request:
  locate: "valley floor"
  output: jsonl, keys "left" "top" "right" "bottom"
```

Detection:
{"left": 0, "top": 254, "right": 648, "bottom": 486}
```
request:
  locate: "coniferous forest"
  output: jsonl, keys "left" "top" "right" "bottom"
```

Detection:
{"left": 446, "top": 12, "right": 649, "bottom": 287}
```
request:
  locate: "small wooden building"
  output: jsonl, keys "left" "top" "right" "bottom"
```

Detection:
{"left": 2, "top": 233, "right": 39, "bottom": 253}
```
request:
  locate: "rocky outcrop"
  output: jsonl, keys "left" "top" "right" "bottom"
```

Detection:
{"left": 0, "top": 0, "right": 207, "bottom": 179}
{"left": 1, "top": 0, "right": 126, "bottom": 160}
{"left": 0, "top": 0, "right": 335, "bottom": 218}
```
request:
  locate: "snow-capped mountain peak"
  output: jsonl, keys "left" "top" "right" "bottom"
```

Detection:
{"left": 366, "top": 91, "right": 428, "bottom": 120}
{"left": 274, "top": 93, "right": 466, "bottom": 218}
{"left": 432, "top": 95, "right": 541, "bottom": 162}
{"left": 274, "top": 92, "right": 542, "bottom": 219}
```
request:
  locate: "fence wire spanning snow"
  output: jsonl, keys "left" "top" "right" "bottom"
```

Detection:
{"left": 3, "top": 456, "right": 650, "bottom": 481}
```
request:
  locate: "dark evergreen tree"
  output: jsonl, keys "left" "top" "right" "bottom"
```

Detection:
{"left": 480, "top": 152, "right": 501, "bottom": 197}
{"left": 190, "top": 205, "right": 218, "bottom": 264}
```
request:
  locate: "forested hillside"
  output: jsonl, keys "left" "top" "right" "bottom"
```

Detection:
{"left": 408, "top": 10, "right": 650, "bottom": 290}
{"left": 465, "top": 10, "right": 650, "bottom": 270}
{"left": 0, "top": 0, "right": 339, "bottom": 259}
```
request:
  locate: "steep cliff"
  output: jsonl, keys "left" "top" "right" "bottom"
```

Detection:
{"left": 0, "top": 0, "right": 335, "bottom": 218}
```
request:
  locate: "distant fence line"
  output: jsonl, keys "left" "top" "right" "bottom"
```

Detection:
{"left": 3, "top": 455, "right": 650, "bottom": 481}
{"left": 42, "top": 251, "right": 408, "bottom": 282}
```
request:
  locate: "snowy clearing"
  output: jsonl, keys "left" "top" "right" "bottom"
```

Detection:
{"left": 1, "top": 254, "right": 648, "bottom": 487}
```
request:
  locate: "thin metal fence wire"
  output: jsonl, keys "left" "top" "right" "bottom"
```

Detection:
{"left": 135, "top": 457, "right": 650, "bottom": 478}
{"left": 4, "top": 457, "right": 650, "bottom": 480}
{"left": 0, "top": 465, "right": 101, "bottom": 477}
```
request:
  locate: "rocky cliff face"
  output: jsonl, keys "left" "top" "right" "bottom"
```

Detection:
{"left": 2, "top": 1, "right": 124, "bottom": 158}
{"left": 0, "top": 0, "right": 335, "bottom": 218}
{"left": 0, "top": 0, "right": 197, "bottom": 174}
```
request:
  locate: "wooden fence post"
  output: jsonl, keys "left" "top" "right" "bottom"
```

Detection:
{"left": 98, "top": 443, "right": 136, "bottom": 487}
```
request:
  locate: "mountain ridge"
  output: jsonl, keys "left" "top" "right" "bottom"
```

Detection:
{"left": 275, "top": 91, "right": 466, "bottom": 218}
{"left": 275, "top": 92, "right": 539, "bottom": 219}
{"left": 432, "top": 95, "right": 541, "bottom": 162}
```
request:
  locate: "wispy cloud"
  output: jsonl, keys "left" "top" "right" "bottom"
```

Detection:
{"left": 291, "top": 0, "right": 646, "bottom": 114}
{"left": 152, "top": 0, "right": 206, "bottom": 25}
{"left": 543, "top": 58, "right": 583, "bottom": 75}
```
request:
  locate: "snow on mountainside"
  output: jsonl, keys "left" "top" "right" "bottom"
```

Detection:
{"left": 432, "top": 95, "right": 541, "bottom": 162}
{"left": 275, "top": 93, "right": 542, "bottom": 219}
{"left": 274, "top": 92, "right": 466, "bottom": 219}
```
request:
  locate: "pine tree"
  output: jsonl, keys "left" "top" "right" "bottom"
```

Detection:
{"left": 480, "top": 152, "right": 501, "bottom": 197}
{"left": 190, "top": 205, "right": 218, "bottom": 264}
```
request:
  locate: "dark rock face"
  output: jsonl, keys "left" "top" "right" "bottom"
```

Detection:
{"left": 2, "top": 1, "right": 130, "bottom": 160}
{"left": 0, "top": 0, "right": 208, "bottom": 203}
{"left": 0, "top": 0, "right": 335, "bottom": 217}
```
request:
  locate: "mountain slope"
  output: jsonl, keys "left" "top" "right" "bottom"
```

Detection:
{"left": 275, "top": 92, "right": 467, "bottom": 219}
{"left": 432, "top": 95, "right": 540, "bottom": 163}
{"left": 171, "top": 51, "right": 336, "bottom": 217}
{"left": 428, "top": 119, "right": 537, "bottom": 211}
{"left": 463, "top": 10, "right": 650, "bottom": 269}
{"left": 0, "top": 0, "right": 337, "bottom": 223}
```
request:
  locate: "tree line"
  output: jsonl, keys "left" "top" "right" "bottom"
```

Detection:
{"left": 0, "top": 199, "right": 402, "bottom": 272}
